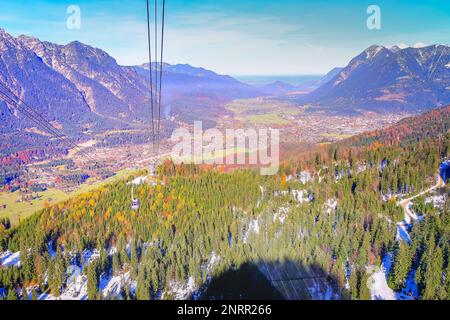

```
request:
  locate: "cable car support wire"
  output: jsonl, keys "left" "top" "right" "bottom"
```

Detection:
{"left": 145, "top": 0, "right": 166, "bottom": 156}
{"left": 0, "top": 79, "right": 95, "bottom": 162}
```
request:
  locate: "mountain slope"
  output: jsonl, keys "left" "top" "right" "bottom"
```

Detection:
{"left": 0, "top": 28, "right": 266, "bottom": 156}
{"left": 260, "top": 81, "right": 300, "bottom": 96}
{"left": 346, "top": 104, "right": 450, "bottom": 147}
{"left": 17, "top": 35, "right": 151, "bottom": 124}
{"left": 316, "top": 67, "right": 343, "bottom": 86}
{"left": 0, "top": 29, "right": 103, "bottom": 136}
{"left": 304, "top": 45, "right": 450, "bottom": 113}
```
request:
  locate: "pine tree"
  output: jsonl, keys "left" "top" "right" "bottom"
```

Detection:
{"left": 356, "top": 234, "right": 370, "bottom": 270}
{"left": 359, "top": 272, "right": 372, "bottom": 300}
{"left": 422, "top": 246, "right": 443, "bottom": 299}
{"left": 349, "top": 270, "right": 358, "bottom": 300}
{"left": 130, "top": 239, "right": 139, "bottom": 279}
{"left": 49, "top": 253, "right": 65, "bottom": 297}
{"left": 21, "top": 287, "right": 27, "bottom": 300}
{"left": 87, "top": 261, "right": 99, "bottom": 300}
{"left": 31, "top": 289, "right": 38, "bottom": 301}
{"left": 113, "top": 253, "right": 121, "bottom": 275}
{"left": 136, "top": 267, "right": 150, "bottom": 300}
{"left": 445, "top": 262, "right": 450, "bottom": 300}
{"left": 7, "top": 288, "right": 18, "bottom": 300}
{"left": 390, "top": 242, "right": 411, "bottom": 290}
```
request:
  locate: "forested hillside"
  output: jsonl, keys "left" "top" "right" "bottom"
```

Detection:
{"left": 347, "top": 105, "right": 450, "bottom": 148}
{"left": 0, "top": 107, "right": 449, "bottom": 300}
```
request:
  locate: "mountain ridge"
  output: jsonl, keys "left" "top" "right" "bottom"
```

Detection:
{"left": 301, "top": 44, "right": 450, "bottom": 114}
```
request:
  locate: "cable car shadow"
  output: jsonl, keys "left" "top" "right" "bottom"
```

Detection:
{"left": 194, "top": 259, "right": 343, "bottom": 300}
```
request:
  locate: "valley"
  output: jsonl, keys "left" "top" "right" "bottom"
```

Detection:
{"left": 1, "top": 25, "right": 449, "bottom": 302}
{"left": 0, "top": 94, "right": 410, "bottom": 226}
{"left": 221, "top": 97, "right": 409, "bottom": 145}
{"left": 0, "top": 105, "right": 448, "bottom": 301}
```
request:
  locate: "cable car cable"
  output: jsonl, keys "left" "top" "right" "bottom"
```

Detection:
{"left": 156, "top": 0, "right": 166, "bottom": 156}
{"left": 0, "top": 86, "right": 91, "bottom": 160}
{"left": 0, "top": 83, "right": 95, "bottom": 162}
{"left": 146, "top": 0, "right": 156, "bottom": 149}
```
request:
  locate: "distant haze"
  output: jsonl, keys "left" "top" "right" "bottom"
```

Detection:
{"left": 234, "top": 75, "right": 323, "bottom": 86}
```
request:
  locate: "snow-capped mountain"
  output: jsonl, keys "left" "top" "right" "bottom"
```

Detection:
{"left": 304, "top": 44, "right": 450, "bottom": 113}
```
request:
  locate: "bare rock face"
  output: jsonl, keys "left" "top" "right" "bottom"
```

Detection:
{"left": 17, "top": 34, "right": 151, "bottom": 123}
{"left": 0, "top": 29, "right": 105, "bottom": 136}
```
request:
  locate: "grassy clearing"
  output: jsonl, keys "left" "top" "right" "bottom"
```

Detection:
{"left": 0, "top": 188, "right": 69, "bottom": 225}
{"left": 72, "top": 168, "right": 137, "bottom": 196}
{"left": 227, "top": 98, "right": 284, "bottom": 114}
{"left": 246, "top": 113, "right": 291, "bottom": 125}
{"left": 0, "top": 168, "right": 139, "bottom": 225}
{"left": 320, "top": 133, "right": 353, "bottom": 140}
{"left": 174, "top": 147, "right": 260, "bottom": 163}
{"left": 226, "top": 98, "right": 300, "bottom": 125}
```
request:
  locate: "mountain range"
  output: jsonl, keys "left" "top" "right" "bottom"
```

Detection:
{"left": 1, "top": 27, "right": 450, "bottom": 155}
{"left": 0, "top": 28, "right": 262, "bottom": 139}
{"left": 133, "top": 62, "right": 261, "bottom": 125}
{"left": 301, "top": 44, "right": 450, "bottom": 113}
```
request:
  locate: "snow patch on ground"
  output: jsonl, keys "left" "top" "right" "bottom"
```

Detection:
{"left": 298, "top": 171, "right": 312, "bottom": 184}
{"left": 396, "top": 222, "right": 411, "bottom": 244}
{"left": 40, "top": 273, "right": 88, "bottom": 300}
{"left": 357, "top": 164, "right": 367, "bottom": 174}
{"left": 48, "top": 241, "right": 57, "bottom": 259}
{"left": 325, "top": 199, "right": 338, "bottom": 215}
{"left": 63, "top": 265, "right": 86, "bottom": 299}
{"left": 207, "top": 252, "right": 220, "bottom": 274}
{"left": 38, "top": 247, "right": 134, "bottom": 300}
{"left": 425, "top": 194, "right": 446, "bottom": 210}
{"left": 382, "top": 254, "right": 392, "bottom": 276}
{"left": 291, "top": 190, "right": 309, "bottom": 204}
{"left": 273, "top": 207, "right": 289, "bottom": 223}
{"left": 369, "top": 268, "right": 397, "bottom": 300}
{"left": 0, "top": 251, "right": 21, "bottom": 268}
{"left": 368, "top": 256, "right": 401, "bottom": 301}
{"left": 307, "top": 279, "right": 339, "bottom": 300}
{"left": 127, "top": 176, "right": 148, "bottom": 185}
{"left": 100, "top": 272, "right": 136, "bottom": 299}
{"left": 243, "top": 219, "right": 260, "bottom": 244}
{"left": 274, "top": 190, "right": 288, "bottom": 197}
{"left": 82, "top": 249, "right": 100, "bottom": 265}
{"left": 163, "top": 276, "right": 198, "bottom": 300}
{"left": 39, "top": 268, "right": 135, "bottom": 300}
{"left": 396, "top": 270, "right": 418, "bottom": 300}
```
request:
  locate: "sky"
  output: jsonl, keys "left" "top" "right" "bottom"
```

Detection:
{"left": 0, "top": 0, "right": 449, "bottom": 75}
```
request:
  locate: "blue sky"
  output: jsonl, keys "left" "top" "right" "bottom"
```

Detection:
{"left": 0, "top": 0, "right": 449, "bottom": 75}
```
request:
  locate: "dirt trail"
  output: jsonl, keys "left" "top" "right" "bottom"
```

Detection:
{"left": 395, "top": 175, "right": 444, "bottom": 244}
{"left": 398, "top": 175, "right": 443, "bottom": 222}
